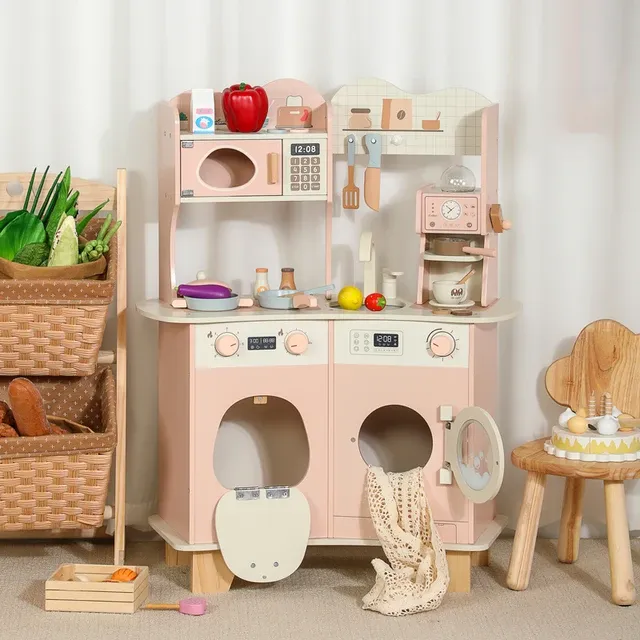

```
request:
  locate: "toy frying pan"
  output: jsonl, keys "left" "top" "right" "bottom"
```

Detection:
{"left": 257, "top": 285, "right": 334, "bottom": 310}
{"left": 184, "top": 294, "right": 253, "bottom": 311}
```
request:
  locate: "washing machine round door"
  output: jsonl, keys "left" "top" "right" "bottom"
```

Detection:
{"left": 446, "top": 407, "right": 504, "bottom": 504}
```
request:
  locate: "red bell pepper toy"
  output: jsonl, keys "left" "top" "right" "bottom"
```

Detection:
{"left": 222, "top": 82, "right": 269, "bottom": 133}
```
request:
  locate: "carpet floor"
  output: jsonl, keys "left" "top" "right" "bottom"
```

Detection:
{"left": 2, "top": 538, "right": 639, "bottom": 640}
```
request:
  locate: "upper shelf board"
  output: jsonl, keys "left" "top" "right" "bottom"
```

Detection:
{"left": 331, "top": 78, "right": 493, "bottom": 156}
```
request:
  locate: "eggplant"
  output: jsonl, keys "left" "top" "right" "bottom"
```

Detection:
{"left": 177, "top": 283, "right": 232, "bottom": 299}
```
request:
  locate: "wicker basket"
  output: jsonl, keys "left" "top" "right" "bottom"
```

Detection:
{"left": 0, "top": 218, "right": 117, "bottom": 376}
{"left": 0, "top": 367, "right": 116, "bottom": 531}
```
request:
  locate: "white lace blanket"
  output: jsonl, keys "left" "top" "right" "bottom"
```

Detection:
{"left": 362, "top": 466, "right": 449, "bottom": 616}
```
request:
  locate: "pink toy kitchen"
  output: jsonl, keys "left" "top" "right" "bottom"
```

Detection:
{"left": 137, "top": 77, "right": 521, "bottom": 596}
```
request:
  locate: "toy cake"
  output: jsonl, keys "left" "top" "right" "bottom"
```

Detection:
{"left": 544, "top": 391, "right": 640, "bottom": 461}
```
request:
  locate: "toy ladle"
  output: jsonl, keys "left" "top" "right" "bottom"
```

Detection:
{"left": 457, "top": 268, "right": 475, "bottom": 285}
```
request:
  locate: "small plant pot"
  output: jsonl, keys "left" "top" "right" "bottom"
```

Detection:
{"left": 180, "top": 120, "right": 189, "bottom": 131}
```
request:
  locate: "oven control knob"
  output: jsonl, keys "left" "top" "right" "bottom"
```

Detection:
{"left": 214, "top": 332, "right": 239, "bottom": 357}
{"left": 284, "top": 331, "right": 309, "bottom": 355}
{"left": 428, "top": 331, "right": 456, "bottom": 358}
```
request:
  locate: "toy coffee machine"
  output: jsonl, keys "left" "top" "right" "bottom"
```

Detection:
{"left": 415, "top": 150, "right": 512, "bottom": 309}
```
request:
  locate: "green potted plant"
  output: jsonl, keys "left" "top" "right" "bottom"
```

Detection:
{"left": 179, "top": 111, "right": 188, "bottom": 131}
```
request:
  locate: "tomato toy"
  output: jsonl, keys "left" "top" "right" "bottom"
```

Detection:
{"left": 364, "top": 293, "right": 386, "bottom": 312}
{"left": 222, "top": 83, "right": 269, "bottom": 133}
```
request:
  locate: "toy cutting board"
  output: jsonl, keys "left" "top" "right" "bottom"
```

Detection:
{"left": 215, "top": 487, "right": 310, "bottom": 583}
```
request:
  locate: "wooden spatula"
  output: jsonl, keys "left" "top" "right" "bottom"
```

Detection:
{"left": 342, "top": 135, "right": 359, "bottom": 210}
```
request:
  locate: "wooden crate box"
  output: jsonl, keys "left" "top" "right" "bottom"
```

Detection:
{"left": 45, "top": 564, "right": 149, "bottom": 614}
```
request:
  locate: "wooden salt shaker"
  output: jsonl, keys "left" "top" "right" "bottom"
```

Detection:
{"left": 279, "top": 268, "right": 297, "bottom": 290}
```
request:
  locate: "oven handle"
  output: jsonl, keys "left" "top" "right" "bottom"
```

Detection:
{"left": 267, "top": 152, "right": 280, "bottom": 185}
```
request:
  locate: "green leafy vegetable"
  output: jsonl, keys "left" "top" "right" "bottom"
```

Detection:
{"left": 44, "top": 166, "right": 71, "bottom": 242}
{"left": 29, "top": 166, "right": 50, "bottom": 215}
{"left": 48, "top": 215, "right": 78, "bottom": 266}
{"left": 0, "top": 209, "right": 28, "bottom": 235}
{"left": 13, "top": 242, "right": 50, "bottom": 266}
{"left": 38, "top": 171, "right": 62, "bottom": 219}
{"left": 22, "top": 168, "right": 36, "bottom": 211}
{"left": 76, "top": 199, "right": 109, "bottom": 236}
{"left": 0, "top": 212, "right": 46, "bottom": 261}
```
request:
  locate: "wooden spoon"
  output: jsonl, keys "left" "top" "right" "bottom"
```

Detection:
{"left": 457, "top": 268, "right": 475, "bottom": 285}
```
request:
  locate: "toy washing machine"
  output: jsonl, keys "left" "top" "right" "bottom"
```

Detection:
{"left": 155, "top": 319, "right": 329, "bottom": 583}
{"left": 332, "top": 320, "right": 505, "bottom": 545}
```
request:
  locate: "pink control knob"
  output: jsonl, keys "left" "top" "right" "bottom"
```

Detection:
{"left": 502, "top": 219, "right": 512, "bottom": 230}
{"left": 284, "top": 331, "right": 309, "bottom": 355}
{"left": 428, "top": 331, "right": 456, "bottom": 358}
{"left": 214, "top": 333, "right": 239, "bottom": 357}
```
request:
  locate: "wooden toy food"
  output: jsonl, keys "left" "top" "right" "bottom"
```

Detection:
{"left": 177, "top": 283, "right": 232, "bottom": 299}
{"left": 365, "top": 292, "right": 386, "bottom": 312}
{"left": 222, "top": 83, "right": 268, "bottom": 133}
{"left": 108, "top": 567, "right": 138, "bottom": 582}
{"left": 8, "top": 378, "right": 52, "bottom": 436}
{"left": 567, "top": 411, "right": 588, "bottom": 434}
{"left": 338, "top": 285, "right": 363, "bottom": 310}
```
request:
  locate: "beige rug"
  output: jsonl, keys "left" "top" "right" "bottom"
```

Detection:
{"left": 3, "top": 538, "right": 640, "bottom": 640}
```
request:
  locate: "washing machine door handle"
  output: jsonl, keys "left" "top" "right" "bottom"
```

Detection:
{"left": 444, "top": 406, "right": 505, "bottom": 504}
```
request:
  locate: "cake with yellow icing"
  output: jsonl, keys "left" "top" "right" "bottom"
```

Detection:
{"left": 544, "top": 425, "right": 640, "bottom": 462}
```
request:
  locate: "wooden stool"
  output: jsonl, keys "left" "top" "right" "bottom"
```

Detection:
{"left": 506, "top": 438, "right": 639, "bottom": 605}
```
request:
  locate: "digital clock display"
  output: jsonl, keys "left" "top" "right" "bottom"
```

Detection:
{"left": 291, "top": 143, "right": 320, "bottom": 156}
{"left": 248, "top": 336, "right": 277, "bottom": 351}
{"left": 373, "top": 333, "right": 399, "bottom": 348}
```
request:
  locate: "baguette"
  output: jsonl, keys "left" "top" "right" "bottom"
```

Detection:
{"left": 8, "top": 378, "right": 52, "bottom": 437}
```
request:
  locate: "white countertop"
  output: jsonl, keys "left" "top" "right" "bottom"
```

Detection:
{"left": 136, "top": 297, "right": 521, "bottom": 325}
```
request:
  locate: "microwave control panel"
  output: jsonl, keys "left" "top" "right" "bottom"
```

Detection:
{"left": 282, "top": 138, "right": 327, "bottom": 197}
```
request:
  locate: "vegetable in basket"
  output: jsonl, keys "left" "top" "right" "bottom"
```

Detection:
{"left": 0, "top": 165, "right": 117, "bottom": 267}
{"left": 80, "top": 213, "right": 121, "bottom": 263}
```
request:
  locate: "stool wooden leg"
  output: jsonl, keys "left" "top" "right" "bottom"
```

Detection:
{"left": 604, "top": 480, "right": 636, "bottom": 605}
{"left": 191, "top": 550, "right": 234, "bottom": 594}
{"left": 558, "top": 477, "right": 585, "bottom": 563}
{"left": 507, "top": 471, "right": 546, "bottom": 591}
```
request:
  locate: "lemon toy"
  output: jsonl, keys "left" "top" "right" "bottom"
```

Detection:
{"left": 338, "top": 286, "right": 363, "bottom": 311}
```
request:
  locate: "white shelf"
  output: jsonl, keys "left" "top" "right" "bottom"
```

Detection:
{"left": 180, "top": 131, "right": 328, "bottom": 141}
{"left": 423, "top": 251, "right": 483, "bottom": 263}
{"left": 150, "top": 514, "right": 507, "bottom": 553}
{"left": 181, "top": 195, "right": 329, "bottom": 204}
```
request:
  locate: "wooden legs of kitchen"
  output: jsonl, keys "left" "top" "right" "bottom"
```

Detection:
{"left": 163, "top": 543, "right": 487, "bottom": 594}
{"left": 164, "top": 544, "right": 234, "bottom": 594}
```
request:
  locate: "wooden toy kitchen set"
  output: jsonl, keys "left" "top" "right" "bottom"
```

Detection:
{"left": 137, "top": 78, "right": 520, "bottom": 595}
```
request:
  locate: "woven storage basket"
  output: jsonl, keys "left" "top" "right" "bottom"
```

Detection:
{"left": 0, "top": 367, "right": 116, "bottom": 531}
{"left": 0, "top": 217, "right": 117, "bottom": 376}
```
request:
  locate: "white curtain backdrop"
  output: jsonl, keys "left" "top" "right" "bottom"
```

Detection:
{"left": 1, "top": 0, "right": 638, "bottom": 538}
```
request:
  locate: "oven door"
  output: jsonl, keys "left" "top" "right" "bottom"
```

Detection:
{"left": 181, "top": 139, "right": 282, "bottom": 198}
{"left": 446, "top": 406, "right": 504, "bottom": 503}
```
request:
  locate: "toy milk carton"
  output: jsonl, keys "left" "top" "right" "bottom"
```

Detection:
{"left": 191, "top": 89, "right": 215, "bottom": 134}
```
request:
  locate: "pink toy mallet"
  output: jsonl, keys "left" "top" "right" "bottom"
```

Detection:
{"left": 142, "top": 597, "right": 207, "bottom": 616}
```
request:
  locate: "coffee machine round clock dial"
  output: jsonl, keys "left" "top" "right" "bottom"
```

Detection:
{"left": 441, "top": 200, "right": 462, "bottom": 220}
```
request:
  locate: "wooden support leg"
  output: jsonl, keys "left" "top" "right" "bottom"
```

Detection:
{"left": 604, "top": 480, "right": 636, "bottom": 605}
{"left": 558, "top": 477, "right": 585, "bottom": 563}
{"left": 507, "top": 471, "right": 547, "bottom": 591}
{"left": 165, "top": 543, "right": 190, "bottom": 567}
{"left": 190, "top": 551, "right": 234, "bottom": 594}
{"left": 471, "top": 550, "right": 490, "bottom": 567}
{"left": 447, "top": 551, "right": 471, "bottom": 593}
